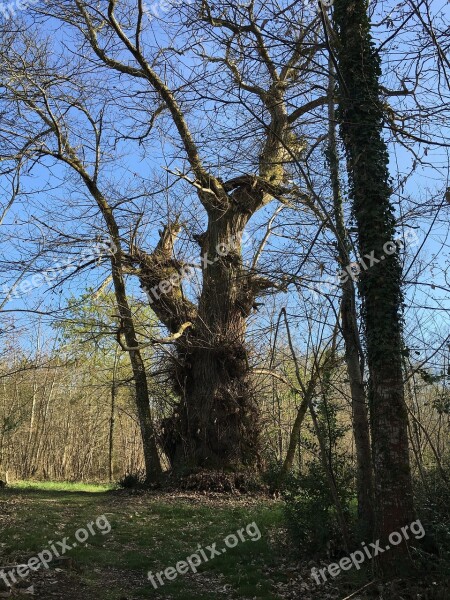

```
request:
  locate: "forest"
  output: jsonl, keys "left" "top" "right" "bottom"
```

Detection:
{"left": 0, "top": 0, "right": 449, "bottom": 598}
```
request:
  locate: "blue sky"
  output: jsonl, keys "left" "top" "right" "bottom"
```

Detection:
{"left": 0, "top": 0, "right": 449, "bottom": 367}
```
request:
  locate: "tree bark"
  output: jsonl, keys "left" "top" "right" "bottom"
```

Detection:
{"left": 109, "top": 249, "right": 162, "bottom": 482}
{"left": 83, "top": 179, "right": 163, "bottom": 483}
{"left": 134, "top": 210, "right": 265, "bottom": 470}
{"left": 281, "top": 397, "right": 308, "bottom": 478}
{"left": 332, "top": 0, "right": 416, "bottom": 557}
{"left": 326, "top": 67, "right": 375, "bottom": 536}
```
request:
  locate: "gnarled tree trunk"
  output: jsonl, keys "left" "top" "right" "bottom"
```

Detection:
{"left": 133, "top": 207, "right": 274, "bottom": 471}
{"left": 129, "top": 90, "right": 291, "bottom": 472}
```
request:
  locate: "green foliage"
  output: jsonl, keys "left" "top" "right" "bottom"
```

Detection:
{"left": 417, "top": 367, "right": 444, "bottom": 385}
{"left": 55, "top": 289, "right": 158, "bottom": 360}
{"left": 414, "top": 464, "right": 450, "bottom": 554}
{"left": 283, "top": 390, "right": 355, "bottom": 555}
{"left": 416, "top": 369, "right": 450, "bottom": 414}
{"left": 261, "top": 459, "right": 284, "bottom": 492}
{"left": 433, "top": 391, "right": 450, "bottom": 415}
{"left": 11, "top": 480, "right": 114, "bottom": 493}
{"left": 282, "top": 456, "right": 355, "bottom": 555}
{"left": 1, "top": 415, "right": 21, "bottom": 435}
{"left": 333, "top": 0, "right": 404, "bottom": 367}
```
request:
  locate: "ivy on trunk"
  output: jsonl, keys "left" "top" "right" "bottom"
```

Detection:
{"left": 331, "top": 0, "right": 416, "bottom": 564}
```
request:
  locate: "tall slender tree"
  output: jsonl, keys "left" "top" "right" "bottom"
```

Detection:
{"left": 326, "top": 65, "right": 375, "bottom": 537}
{"left": 330, "top": 0, "right": 416, "bottom": 557}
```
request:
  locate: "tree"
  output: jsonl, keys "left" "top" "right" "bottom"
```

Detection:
{"left": 0, "top": 1, "right": 329, "bottom": 474}
{"left": 332, "top": 0, "right": 416, "bottom": 556}
{"left": 57, "top": 290, "right": 162, "bottom": 480}
{"left": 326, "top": 63, "right": 374, "bottom": 536}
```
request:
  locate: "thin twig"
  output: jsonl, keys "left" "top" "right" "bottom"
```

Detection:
{"left": 340, "top": 580, "right": 378, "bottom": 600}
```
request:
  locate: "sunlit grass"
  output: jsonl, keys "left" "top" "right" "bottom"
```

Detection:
{"left": 11, "top": 480, "right": 115, "bottom": 493}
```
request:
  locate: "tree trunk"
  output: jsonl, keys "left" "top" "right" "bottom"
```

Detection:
{"left": 280, "top": 370, "right": 319, "bottom": 480}
{"left": 326, "top": 67, "right": 375, "bottom": 536}
{"left": 174, "top": 338, "right": 259, "bottom": 470}
{"left": 111, "top": 258, "right": 162, "bottom": 482}
{"left": 281, "top": 397, "right": 308, "bottom": 478}
{"left": 109, "top": 350, "right": 118, "bottom": 482}
{"left": 341, "top": 280, "right": 375, "bottom": 535}
{"left": 182, "top": 212, "right": 259, "bottom": 468}
{"left": 85, "top": 181, "right": 163, "bottom": 483}
{"left": 332, "top": 0, "right": 416, "bottom": 558}
{"left": 144, "top": 211, "right": 262, "bottom": 471}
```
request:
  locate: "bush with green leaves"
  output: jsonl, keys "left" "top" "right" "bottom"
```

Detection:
{"left": 414, "top": 463, "right": 450, "bottom": 554}
{"left": 282, "top": 388, "right": 355, "bottom": 555}
{"left": 282, "top": 455, "right": 355, "bottom": 555}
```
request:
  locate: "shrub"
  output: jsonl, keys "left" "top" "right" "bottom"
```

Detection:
{"left": 414, "top": 464, "right": 450, "bottom": 555}
{"left": 117, "top": 471, "right": 146, "bottom": 489}
{"left": 282, "top": 456, "right": 355, "bottom": 556}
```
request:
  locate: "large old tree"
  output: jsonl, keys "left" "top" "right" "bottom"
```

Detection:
{"left": 1, "top": 1, "right": 329, "bottom": 474}
{"left": 98, "top": 2, "right": 325, "bottom": 471}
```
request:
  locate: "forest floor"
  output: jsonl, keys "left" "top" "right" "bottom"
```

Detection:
{"left": 0, "top": 482, "right": 446, "bottom": 600}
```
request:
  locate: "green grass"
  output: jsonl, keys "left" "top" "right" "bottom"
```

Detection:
{"left": 3, "top": 482, "right": 448, "bottom": 599}
{"left": 11, "top": 480, "right": 115, "bottom": 493}
{"left": 0, "top": 483, "right": 287, "bottom": 599}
